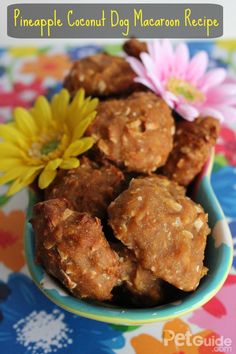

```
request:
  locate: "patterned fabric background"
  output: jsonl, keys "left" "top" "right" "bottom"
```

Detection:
{"left": 0, "top": 41, "right": 236, "bottom": 354}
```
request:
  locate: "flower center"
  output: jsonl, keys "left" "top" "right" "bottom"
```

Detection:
{"left": 167, "top": 77, "right": 205, "bottom": 103}
{"left": 28, "top": 129, "right": 68, "bottom": 163}
{"left": 40, "top": 140, "right": 60, "bottom": 155}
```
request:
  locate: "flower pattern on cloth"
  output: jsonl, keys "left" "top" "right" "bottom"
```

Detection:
{"left": 0, "top": 80, "right": 46, "bottom": 110}
{"left": 189, "top": 275, "right": 236, "bottom": 353}
{"left": 21, "top": 54, "right": 71, "bottom": 80}
{"left": 0, "top": 273, "right": 125, "bottom": 354}
{"left": 131, "top": 318, "right": 219, "bottom": 353}
{"left": 215, "top": 125, "right": 236, "bottom": 166}
{"left": 0, "top": 210, "right": 25, "bottom": 271}
{"left": 211, "top": 166, "right": 236, "bottom": 218}
{"left": 0, "top": 42, "right": 235, "bottom": 353}
{"left": 229, "top": 221, "right": 236, "bottom": 269}
{"left": 67, "top": 45, "right": 102, "bottom": 60}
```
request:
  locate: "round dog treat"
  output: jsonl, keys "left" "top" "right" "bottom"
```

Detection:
{"left": 114, "top": 244, "right": 166, "bottom": 306}
{"left": 108, "top": 176, "right": 210, "bottom": 292}
{"left": 87, "top": 92, "right": 174, "bottom": 173}
{"left": 162, "top": 117, "right": 220, "bottom": 186}
{"left": 123, "top": 38, "right": 148, "bottom": 58}
{"left": 63, "top": 53, "right": 137, "bottom": 97}
{"left": 45, "top": 157, "right": 125, "bottom": 219}
{"left": 31, "top": 198, "right": 120, "bottom": 301}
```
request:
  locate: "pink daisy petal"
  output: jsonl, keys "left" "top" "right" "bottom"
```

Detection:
{"left": 140, "top": 52, "right": 158, "bottom": 77}
{"left": 147, "top": 70, "right": 164, "bottom": 93}
{"left": 206, "top": 90, "right": 236, "bottom": 106}
{"left": 215, "top": 106, "right": 236, "bottom": 123}
{"left": 152, "top": 42, "right": 168, "bottom": 79}
{"left": 134, "top": 77, "right": 157, "bottom": 93}
{"left": 187, "top": 51, "right": 208, "bottom": 83}
{"left": 149, "top": 40, "right": 164, "bottom": 74}
{"left": 217, "top": 83, "right": 236, "bottom": 96}
{"left": 199, "top": 68, "right": 226, "bottom": 91}
{"left": 126, "top": 56, "right": 147, "bottom": 77}
{"left": 174, "top": 42, "right": 190, "bottom": 77}
{"left": 162, "top": 40, "right": 174, "bottom": 71}
{"left": 162, "top": 91, "right": 179, "bottom": 108}
{"left": 176, "top": 103, "right": 199, "bottom": 121}
{"left": 147, "top": 40, "right": 160, "bottom": 59}
{"left": 146, "top": 41, "right": 164, "bottom": 78}
{"left": 206, "top": 84, "right": 236, "bottom": 104}
{"left": 221, "top": 96, "right": 236, "bottom": 106}
{"left": 200, "top": 107, "right": 224, "bottom": 122}
{"left": 224, "top": 76, "right": 236, "bottom": 84}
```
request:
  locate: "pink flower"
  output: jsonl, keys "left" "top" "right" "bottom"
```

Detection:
{"left": 127, "top": 40, "right": 236, "bottom": 122}
{"left": 189, "top": 274, "right": 236, "bottom": 349}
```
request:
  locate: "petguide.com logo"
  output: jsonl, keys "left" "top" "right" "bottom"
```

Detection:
{"left": 163, "top": 330, "right": 232, "bottom": 352}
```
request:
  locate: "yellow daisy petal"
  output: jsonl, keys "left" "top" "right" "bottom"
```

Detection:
{"left": 46, "top": 158, "right": 63, "bottom": 170}
{"left": 80, "top": 97, "right": 99, "bottom": 120}
{"left": 68, "top": 97, "right": 90, "bottom": 126}
{"left": 63, "top": 137, "right": 94, "bottom": 158}
{"left": 60, "top": 158, "right": 80, "bottom": 170}
{"left": 0, "top": 165, "right": 27, "bottom": 185}
{"left": 38, "top": 169, "right": 57, "bottom": 189}
{"left": 6, "top": 166, "right": 42, "bottom": 196}
{"left": 6, "top": 179, "right": 24, "bottom": 196}
{"left": 29, "top": 107, "right": 41, "bottom": 130}
{"left": 66, "top": 89, "right": 86, "bottom": 129}
{"left": 67, "top": 98, "right": 98, "bottom": 131}
{"left": 67, "top": 89, "right": 85, "bottom": 117}
{"left": 6, "top": 166, "right": 43, "bottom": 197}
{"left": 51, "top": 89, "right": 70, "bottom": 123}
{"left": 72, "top": 89, "right": 86, "bottom": 110}
{"left": 72, "top": 113, "right": 96, "bottom": 141}
{"left": 38, "top": 158, "right": 62, "bottom": 189}
{"left": 0, "top": 158, "right": 24, "bottom": 172}
{"left": 34, "top": 96, "right": 52, "bottom": 128}
{"left": 0, "top": 124, "right": 29, "bottom": 150}
{"left": 0, "top": 142, "right": 27, "bottom": 159}
{"left": 7, "top": 178, "right": 29, "bottom": 196}
{"left": 14, "top": 107, "right": 37, "bottom": 136}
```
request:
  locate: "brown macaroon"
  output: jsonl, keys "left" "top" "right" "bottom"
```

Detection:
{"left": 162, "top": 117, "right": 220, "bottom": 186}
{"left": 63, "top": 52, "right": 137, "bottom": 98}
{"left": 114, "top": 244, "right": 168, "bottom": 306}
{"left": 108, "top": 176, "right": 210, "bottom": 292}
{"left": 123, "top": 38, "right": 148, "bottom": 59}
{"left": 31, "top": 198, "right": 120, "bottom": 301}
{"left": 87, "top": 91, "right": 175, "bottom": 173}
{"left": 45, "top": 157, "right": 125, "bottom": 219}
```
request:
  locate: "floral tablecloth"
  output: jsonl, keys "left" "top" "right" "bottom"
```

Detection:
{"left": 0, "top": 41, "right": 236, "bottom": 354}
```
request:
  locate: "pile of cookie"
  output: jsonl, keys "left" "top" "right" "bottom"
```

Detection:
{"left": 31, "top": 39, "right": 219, "bottom": 307}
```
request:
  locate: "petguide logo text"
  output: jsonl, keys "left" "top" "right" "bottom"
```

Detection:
{"left": 163, "top": 330, "right": 232, "bottom": 352}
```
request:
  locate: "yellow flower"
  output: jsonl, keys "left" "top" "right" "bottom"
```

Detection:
{"left": 0, "top": 89, "right": 98, "bottom": 196}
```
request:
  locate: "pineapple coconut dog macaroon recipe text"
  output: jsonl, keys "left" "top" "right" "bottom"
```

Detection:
{"left": 13, "top": 8, "right": 219, "bottom": 37}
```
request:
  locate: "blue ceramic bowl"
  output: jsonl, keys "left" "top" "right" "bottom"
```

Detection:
{"left": 24, "top": 151, "right": 233, "bottom": 325}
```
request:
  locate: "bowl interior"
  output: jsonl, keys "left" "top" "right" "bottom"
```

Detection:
{"left": 24, "top": 152, "right": 233, "bottom": 325}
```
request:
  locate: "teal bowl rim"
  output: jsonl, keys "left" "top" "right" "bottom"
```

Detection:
{"left": 24, "top": 152, "right": 233, "bottom": 325}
